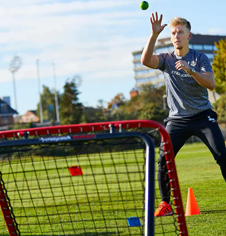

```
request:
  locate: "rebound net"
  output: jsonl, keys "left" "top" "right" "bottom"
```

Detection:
{"left": 0, "top": 120, "right": 188, "bottom": 236}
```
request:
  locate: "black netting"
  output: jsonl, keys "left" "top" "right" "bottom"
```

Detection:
{"left": 0, "top": 128, "right": 181, "bottom": 236}
{"left": 0, "top": 137, "right": 146, "bottom": 235}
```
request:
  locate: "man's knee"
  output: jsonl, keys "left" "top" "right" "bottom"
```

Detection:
{"left": 215, "top": 149, "right": 226, "bottom": 165}
{"left": 216, "top": 156, "right": 226, "bottom": 167}
{"left": 216, "top": 156, "right": 226, "bottom": 182}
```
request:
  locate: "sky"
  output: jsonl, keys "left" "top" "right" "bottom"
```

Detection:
{"left": 0, "top": 0, "right": 226, "bottom": 115}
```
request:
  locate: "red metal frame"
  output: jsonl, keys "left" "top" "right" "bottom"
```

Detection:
{"left": 0, "top": 177, "right": 19, "bottom": 236}
{"left": 0, "top": 120, "right": 188, "bottom": 236}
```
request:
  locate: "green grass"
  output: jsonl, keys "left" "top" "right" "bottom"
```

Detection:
{"left": 175, "top": 142, "right": 226, "bottom": 236}
{"left": 0, "top": 149, "right": 146, "bottom": 236}
{"left": 0, "top": 142, "right": 226, "bottom": 235}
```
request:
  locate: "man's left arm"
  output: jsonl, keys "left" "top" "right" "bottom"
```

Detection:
{"left": 175, "top": 60, "right": 215, "bottom": 90}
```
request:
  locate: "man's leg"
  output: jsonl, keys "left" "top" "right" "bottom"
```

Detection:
{"left": 192, "top": 113, "right": 226, "bottom": 182}
{"left": 158, "top": 121, "right": 192, "bottom": 203}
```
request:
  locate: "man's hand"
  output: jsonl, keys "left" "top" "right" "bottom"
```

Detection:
{"left": 150, "top": 12, "right": 167, "bottom": 35}
{"left": 175, "top": 60, "right": 191, "bottom": 74}
{"left": 141, "top": 12, "right": 166, "bottom": 69}
{"left": 175, "top": 60, "right": 215, "bottom": 89}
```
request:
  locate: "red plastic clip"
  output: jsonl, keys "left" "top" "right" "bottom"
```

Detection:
{"left": 68, "top": 166, "right": 83, "bottom": 176}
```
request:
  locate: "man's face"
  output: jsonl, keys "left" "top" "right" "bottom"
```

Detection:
{"left": 170, "top": 24, "right": 191, "bottom": 50}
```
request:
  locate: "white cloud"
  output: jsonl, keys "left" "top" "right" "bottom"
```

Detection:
{"left": 0, "top": 1, "right": 132, "bottom": 17}
{"left": 0, "top": 0, "right": 132, "bottom": 9}
{"left": 0, "top": 0, "right": 146, "bottom": 89}
{"left": 207, "top": 28, "right": 226, "bottom": 35}
{"left": 1, "top": 34, "right": 143, "bottom": 84}
{"left": 0, "top": 1, "right": 142, "bottom": 51}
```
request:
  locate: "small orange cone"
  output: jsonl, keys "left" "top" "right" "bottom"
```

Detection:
{"left": 185, "top": 188, "right": 201, "bottom": 216}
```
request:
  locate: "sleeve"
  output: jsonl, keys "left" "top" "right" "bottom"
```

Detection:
{"left": 156, "top": 53, "right": 167, "bottom": 71}
{"left": 199, "top": 53, "right": 213, "bottom": 73}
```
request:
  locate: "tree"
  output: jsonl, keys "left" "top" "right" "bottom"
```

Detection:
{"left": 97, "top": 99, "right": 105, "bottom": 109}
{"left": 107, "top": 93, "right": 126, "bottom": 110}
{"left": 59, "top": 78, "right": 83, "bottom": 125}
{"left": 137, "top": 84, "right": 168, "bottom": 123}
{"left": 212, "top": 39, "right": 226, "bottom": 94}
{"left": 37, "top": 86, "right": 56, "bottom": 122}
{"left": 214, "top": 94, "right": 226, "bottom": 124}
{"left": 83, "top": 107, "right": 107, "bottom": 123}
{"left": 111, "top": 84, "right": 168, "bottom": 123}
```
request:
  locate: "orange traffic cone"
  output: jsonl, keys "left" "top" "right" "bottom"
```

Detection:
{"left": 185, "top": 188, "right": 201, "bottom": 216}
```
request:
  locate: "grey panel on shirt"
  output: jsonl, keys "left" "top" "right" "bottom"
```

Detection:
{"left": 157, "top": 49, "right": 213, "bottom": 118}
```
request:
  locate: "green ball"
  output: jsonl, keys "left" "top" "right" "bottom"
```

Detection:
{"left": 140, "top": 1, "right": 149, "bottom": 10}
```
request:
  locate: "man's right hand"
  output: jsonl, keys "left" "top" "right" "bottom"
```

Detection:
{"left": 150, "top": 12, "right": 167, "bottom": 35}
{"left": 141, "top": 12, "right": 166, "bottom": 69}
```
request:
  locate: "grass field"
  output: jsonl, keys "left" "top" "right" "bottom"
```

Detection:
{"left": 0, "top": 141, "right": 226, "bottom": 236}
{"left": 0, "top": 141, "right": 147, "bottom": 236}
{"left": 173, "top": 142, "right": 226, "bottom": 236}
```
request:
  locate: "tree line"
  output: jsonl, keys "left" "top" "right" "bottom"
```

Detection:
{"left": 36, "top": 78, "right": 168, "bottom": 125}
{"left": 37, "top": 78, "right": 83, "bottom": 125}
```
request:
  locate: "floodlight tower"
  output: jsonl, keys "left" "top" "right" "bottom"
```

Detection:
{"left": 9, "top": 56, "right": 22, "bottom": 112}
{"left": 52, "top": 63, "right": 60, "bottom": 123}
{"left": 36, "top": 59, "right": 43, "bottom": 123}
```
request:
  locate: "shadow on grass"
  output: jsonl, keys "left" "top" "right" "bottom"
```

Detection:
{"left": 201, "top": 210, "right": 225, "bottom": 214}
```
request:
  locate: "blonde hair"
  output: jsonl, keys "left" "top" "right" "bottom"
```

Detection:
{"left": 169, "top": 17, "right": 191, "bottom": 32}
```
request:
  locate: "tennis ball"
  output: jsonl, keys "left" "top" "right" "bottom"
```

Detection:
{"left": 140, "top": 1, "right": 149, "bottom": 10}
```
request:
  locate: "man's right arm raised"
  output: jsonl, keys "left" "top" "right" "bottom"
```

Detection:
{"left": 141, "top": 12, "right": 167, "bottom": 69}
{"left": 141, "top": 32, "right": 160, "bottom": 69}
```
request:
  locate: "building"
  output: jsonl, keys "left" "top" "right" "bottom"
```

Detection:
{"left": 132, "top": 34, "right": 226, "bottom": 103}
{"left": 0, "top": 98, "right": 18, "bottom": 125}
{"left": 19, "top": 110, "right": 40, "bottom": 123}
{"left": 130, "top": 88, "right": 139, "bottom": 99}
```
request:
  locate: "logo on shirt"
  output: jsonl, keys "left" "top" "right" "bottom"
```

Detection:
{"left": 207, "top": 116, "right": 216, "bottom": 123}
{"left": 167, "top": 121, "right": 172, "bottom": 126}
{"left": 190, "top": 61, "right": 196, "bottom": 67}
{"left": 172, "top": 71, "right": 192, "bottom": 77}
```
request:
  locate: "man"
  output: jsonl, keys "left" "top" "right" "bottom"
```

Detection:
{"left": 141, "top": 12, "right": 226, "bottom": 217}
